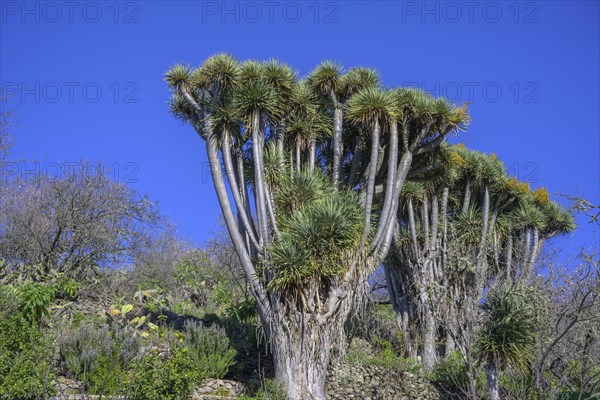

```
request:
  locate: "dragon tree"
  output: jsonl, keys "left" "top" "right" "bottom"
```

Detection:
{"left": 384, "top": 145, "right": 574, "bottom": 376}
{"left": 165, "top": 54, "right": 469, "bottom": 399}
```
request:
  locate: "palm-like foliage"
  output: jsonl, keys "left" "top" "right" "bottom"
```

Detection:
{"left": 193, "top": 53, "right": 241, "bottom": 93}
{"left": 543, "top": 201, "right": 576, "bottom": 236}
{"left": 165, "top": 64, "right": 192, "bottom": 89}
{"left": 263, "top": 142, "right": 287, "bottom": 188}
{"left": 286, "top": 83, "right": 332, "bottom": 150}
{"left": 455, "top": 206, "right": 484, "bottom": 247}
{"left": 274, "top": 169, "right": 332, "bottom": 218}
{"left": 270, "top": 180, "right": 364, "bottom": 291}
{"left": 342, "top": 67, "right": 380, "bottom": 99}
{"left": 235, "top": 80, "right": 283, "bottom": 122}
{"left": 306, "top": 60, "right": 344, "bottom": 98}
{"left": 476, "top": 284, "right": 539, "bottom": 371}
{"left": 346, "top": 87, "right": 396, "bottom": 127}
{"left": 261, "top": 59, "right": 297, "bottom": 101}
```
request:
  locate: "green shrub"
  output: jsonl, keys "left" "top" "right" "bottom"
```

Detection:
{"left": 183, "top": 320, "right": 237, "bottom": 379}
{"left": 430, "top": 350, "right": 486, "bottom": 396}
{"left": 58, "top": 322, "right": 140, "bottom": 395}
{"left": 0, "top": 287, "right": 55, "bottom": 399}
{"left": 430, "top": 350, "right": 469, "bottom": 387}
{"left": 238, "top": 379, "right": 286, "bottom": 400}
{"left": 259, "top": 378, "right": 286, "bottom": 400}
{"left": 56, "top": 276, "right": 82, "bottom": 299}
{"left": 129, "top": 346, "right": 201, "bottom": 400}
{"left": 15, "top": 281, "right": 56, "bottom": 323}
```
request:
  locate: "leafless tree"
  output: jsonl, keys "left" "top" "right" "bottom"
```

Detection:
{"left": 0, "top": 164, "right": 161, "bottom": 281}
{"left": 530, "top": 251, "right": 600, "bottom": 399}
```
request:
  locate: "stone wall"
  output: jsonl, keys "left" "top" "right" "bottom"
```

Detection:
{"left": 326, "top": 363, "right": 441, "bottom": 400}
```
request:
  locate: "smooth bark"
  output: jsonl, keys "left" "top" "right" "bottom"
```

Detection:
{"left": 486, "top": 359, "right": 500, "bottom": 400}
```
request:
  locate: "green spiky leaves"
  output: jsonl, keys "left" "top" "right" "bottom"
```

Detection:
{"left": 194, "top": 53, "right": 241, "bottom": 92}
{"left": 234, "top": 81, "right": 283, "bottom": 119}
{"left": 306, "top": 60, "right": 344, "bottom": 96}
{"left": 269, "top": 171, "right": 364, "bottom": 291}
{"left": 165, "top": 64, "right": 192, "bottom": 89}
{"left": 346, "top": 87, "right": 396, "bottom": 127}
{"left": 476, "top": 284, "right": 541, "bottom": 371}
{"left": 342, "top": 67, "right": 380, "bottom": 98}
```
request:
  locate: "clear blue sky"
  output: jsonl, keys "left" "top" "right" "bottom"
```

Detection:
{"left": 1, "top": 0, "right": 598, "bottom": 253}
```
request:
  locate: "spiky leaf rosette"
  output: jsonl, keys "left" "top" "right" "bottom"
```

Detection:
{"left": 261, "top": 59, "right": 297, "bottom": 102}
{"left": 341, "top": 67, "right": 380, "bottom": 100}
{"left": 306, "top": 61, "right": 344, "bottom": 98}
{"left": 541, "top": 201, "right": 575, "bottom": 237}
{"left": 263, "top": 142, "right": 287, "bottom": 188}
{"left": 239, "top": 60, "right": 263, "bottom": 86}
{"left": 476, "top": 284, "right": 539, "bottom": 371}
{"left": 274, "top": 169, "right": 331, "bottom": 218}
{"left": 269, "top": 188, "right": 364, "bottom": 291}
{"left": 286, "top": 86, "right": 332, "bottom": 149}
{"left": 346, "top": 87, "right": 396, "bottom": 127}
{"left": 193, "top": 53, "right": 240, "bottom": 94}
{"left": 212, "top": 99, "right": 242, "bottom": 141}
{"left": 393, "top": 88, "right": 470, "bottom": 145}
{"left": 400, "top": 180, "right": 426, "bottom": 200}
{"left": 234, "top": 81, "right": 283, "bottom": 121}
{"left": 510, "top": 202, "right": 548, "bottom": 231}
{"left": 169, "top": 92, "right": 196, "bottom": 122}
{"left": 165, "top": 64, "right": 192, "bottom": 89}
{"left": 455, "top": 206, "right": 484, "bottom": 247}
{"left": 457, "top": 148, "right": 506, "bottom": 188}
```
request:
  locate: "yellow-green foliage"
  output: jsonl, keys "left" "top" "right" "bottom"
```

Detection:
{"left": 507, "top": 177, "right": 531, "bottom": 197}
{"left": 534, "top": 187, "right": 550, "bottom": 205}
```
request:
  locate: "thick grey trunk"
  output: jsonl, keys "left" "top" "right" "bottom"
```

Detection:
{"left": 204, "top": 135, "right": 269, "bottom": 315}
{"left": 277, "top": 123, "right": 285, "bottom": 158}
{"left": 271, "top": 268, "right": 367, "bottom": 400}
{"left": 486, "top": 359, "right": 500, "bottom": 400}
{"left": 441, "top": 187, "right": 449, "bottom": 272}
{"left": 422, "top": 305, "right": 437, "bottom": 370}
{"left": 423, "top": 195, "right": 430, "bottom": 253}
{"left": 309, "top": 138, "right": 316, "bottom": 173}
{"left": 273, "top": 321, "right": 330, "bottom": 400}
{"left": 475, "top": 184, "right": 490, "bottom": 294}
{"left": 523, "top": 228, "right": 532, "bottom": 265}
{"left": 296, "top": 141, "right": 301, "bottom": 172}
{"left": 332, "top": 106, "right": 343, "bottom": 188}
{"left": 361, "top": 120, "right": 380, "bottom": 244}
{"left": 506, "top": 232, "right": 513, "bottom": 281}
{"left": 445, "top": 324, "right": 456, "bottom": 356}
{"left": 251, "top": 111, "right": 269, "bottom": 246}
{"left": 376, "top": 151, "right": 414, "bottom": 257}
{"left": 476, "top": 184, "right": 490, "bottom": 270}
{"left": 524, "top": 227, "right": 540, "bottom": 280}
{"left": 408, "top": 198, "right": 420, "bottom": 259}
{"left": 222, "top": 130, "right": 260, "bottom": 250}
{"left": 430, "top": 193, "right": 439, "bottom": 254}
{"left": 373, "top": 121, "right": 398, "bottom": 244}
{"left": 462, "top": 178, "right": 472, "bottom": 214}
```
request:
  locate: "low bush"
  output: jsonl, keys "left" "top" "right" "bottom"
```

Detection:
{"left": 0, "top": 286, "right": 56, "bottom": 399}
{"left": 15, "top": 281, "right": 56, "bottom": 323}
{"left": 239, "top": 378, "right": 286, "bottom": 400}
{"left": 183, "top": 320, "right": 237, "bottom": 379}
{"left": 430, "top": 350, "right": 486, "bottom": 398}
{"left": 58, "top": 322, "right": 140, "bottom": 395}
{"left": 129, "top": 346, "right": 201, "bottom": 400}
